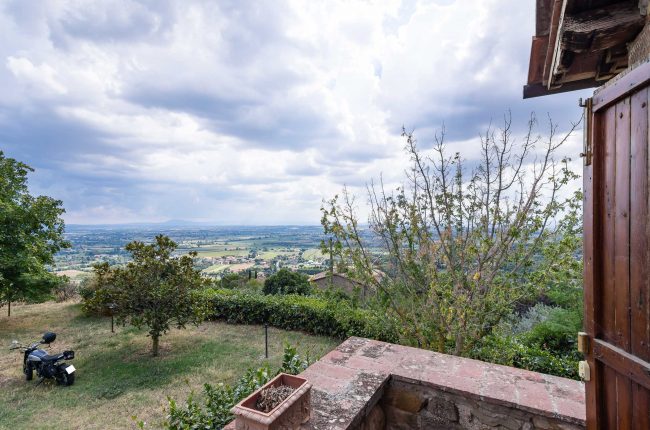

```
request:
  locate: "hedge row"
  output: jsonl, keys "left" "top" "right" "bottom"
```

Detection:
{"left": 199, "top": 289, "right": 579, "bottom": 380}
{"left": 201, "top": 289, "right": 399, "bottom": 343}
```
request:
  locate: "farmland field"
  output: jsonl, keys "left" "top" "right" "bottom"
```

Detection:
{"left": 202, "top": 262, "right": 254, "bottom": 274}
{"left": 0, "top": 301, "right": 337, "bottom": 429}
{"left": 302, "top": 248, "right": 325, "bottom": 261}
{"left": 193, "top": 248, "right": 250, "bottom": 258}
{"left": 54, "top": 225, "right": 344, "bottom": 277}
{"left": 256, "top": 249, "right": 297, "bottom": 259}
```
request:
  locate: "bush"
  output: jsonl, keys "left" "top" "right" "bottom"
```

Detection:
{"left": 241, "top": 279, "right": 263, "bottom": 294}
{"left": 263, "top": 269, "right": 311, "bottom": 295}
{"left": 53, "top": 281, "right": 79, "bottom": 302}
{"left": 525, "top": 307, "right": 580, "bottom": 345}
{"left": 220, "top": 273, "right": 246, "bottom": 289}
{"left": 202, "top": 289, "right": 399, "bottom": 343}
{"left": 471, "top": 334, "right": 580, "bottom": 380}
{"left": 165, "top": 345, "right": 311, "bottom": 430}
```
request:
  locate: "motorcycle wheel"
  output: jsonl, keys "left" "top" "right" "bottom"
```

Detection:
{"left": 24, "top": 364, "right": 33, "bottom": 381}
{"left": 56, "top": 368, "right": 75, "bottom": 386}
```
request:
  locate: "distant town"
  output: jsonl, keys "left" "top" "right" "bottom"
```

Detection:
{"left": 53, "top": 224, "right": 332, "bottom": 283}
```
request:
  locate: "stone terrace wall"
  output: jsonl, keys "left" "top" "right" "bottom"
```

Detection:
{"left": 227, "top": 337, "right": 585, "bottom": 430}
{"left": 381, "top": 378, "right": 583, "bottom": 430}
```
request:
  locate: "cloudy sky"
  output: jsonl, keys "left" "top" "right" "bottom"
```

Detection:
{"left": 0, "top": 0, "right": 589, "bottom": 225}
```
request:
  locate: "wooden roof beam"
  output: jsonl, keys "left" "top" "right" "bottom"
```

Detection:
{"left": 548, "top": 1, "right": 645, "bottom": 89}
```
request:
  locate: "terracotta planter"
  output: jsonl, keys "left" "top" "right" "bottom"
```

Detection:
{"left": 231, "top": 373, "right": 311, "bottom": 430}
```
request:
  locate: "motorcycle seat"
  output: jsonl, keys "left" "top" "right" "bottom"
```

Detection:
{"left": 41, "top": 353, "right": 64, "bottom": 362}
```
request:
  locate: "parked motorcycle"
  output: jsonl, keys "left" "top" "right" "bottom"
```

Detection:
{"left": 10, "top": 332, "right": 76, "bottom": 386}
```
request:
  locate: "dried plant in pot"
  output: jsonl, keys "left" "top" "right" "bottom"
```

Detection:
{"left": 231, "top": 373, "right": 311, "bottom": 430}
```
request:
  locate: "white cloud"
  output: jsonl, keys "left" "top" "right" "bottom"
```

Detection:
{"left": 0, "top": 0, "right": 588, "bottom": 224}
{"left": 6, "top": 56, "right": 68, "bottom": 95}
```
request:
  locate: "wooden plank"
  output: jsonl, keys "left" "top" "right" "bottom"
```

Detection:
{"left": 615, "top": 373, "right": 633, "bottom": 428}
{"left": 594, "top": 339, "right": 650, "bottom": 391}
{"left": 593, "top": 62, "right": 650, "bottom": 112}
{"left": 544, "top": 0, "right": 566, "bottom": 85}
{"left": 523, "top": 79, "right": 598, "bottom": 98}
{"left": 632, "top": 382, "right": 650, "bottom": 429}
{"left": 584, "top": 103, "right": 600, "bottom": 429}
{"left": 630, "top": 87, "right": 650, "bottom": 363}
{"left": 629, "top": 59, "right": 650, "bottom": 430}
{"left": 613, "top": 98, "right": 631, "bottom": 352}
{"left": 601, "top": 105, "right": 617, "bottom": 344}
{"left": 600, "top": 365, "right": 618, "bottom": 429}
{"left": 528, "top": 36, "right": 550, "bottom": 84}
{"left": 613, "top": 97, "right": 633, "bottom": 429}
{"left": 536, "top": 0, "right": 555, "bottom": 36}
{"left": 583, "top": 105, "right": 597, "bottom": 337}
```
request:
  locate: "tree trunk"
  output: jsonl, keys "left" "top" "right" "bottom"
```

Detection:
{"left": 454, "top": 333, "right": 464, "bottom": 356}
{"left": 152, "top": 335, "right": 159, "bottom": 357}
{"left": 7, "top": 301, "right": 10, "bottom": 317}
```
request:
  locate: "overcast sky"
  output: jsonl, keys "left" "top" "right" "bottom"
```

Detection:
{"left": 0, "top": 0, "right": 590, "bottom": 225}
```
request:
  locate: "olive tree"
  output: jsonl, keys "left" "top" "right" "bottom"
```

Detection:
{"left": 321, "top": 113, "right": 582, "bottom": 356}
{"left": 263, "top": 268, "right": 311, "bottom": 295}
{"left": 89, "top": 235, "right": 207, "bottom": 356}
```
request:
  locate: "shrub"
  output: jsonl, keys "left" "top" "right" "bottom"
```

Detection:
{"left": 220, "top": 273, "right": 246, "bottom": 289}
{"left": 202, "top": 289, "right": 399, "bottom": 343}
{"left": 522, "top": 307, "right": 582, "bottom": 355}
{"left": 241, "top": 279, "right": 264, "bottom": 294}
{"left": 263, "top": 269, "right": 311, "bottom": 295}
{"left": 471, "top": 334, "right": 580, "bottom": 380}
{"left": 53, "top": 280, "right": 79, "bottom": 302}
{"left": 165, "top": 344, "right": 311, "bottom": 430}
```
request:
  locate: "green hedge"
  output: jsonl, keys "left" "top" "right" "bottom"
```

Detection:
{"left": 200, "top": 289, "right": 580, "bottom": 380}
{"left": 201, "top": 289, "right": 399, "bottom": 343}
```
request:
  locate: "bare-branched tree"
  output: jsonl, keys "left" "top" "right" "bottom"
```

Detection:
{"left": 321, "top": 113, "right": 582, "bottom": 355}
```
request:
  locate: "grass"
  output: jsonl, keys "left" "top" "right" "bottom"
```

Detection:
{"left": 0, "top": 301, "right": 337, "bottom": 429}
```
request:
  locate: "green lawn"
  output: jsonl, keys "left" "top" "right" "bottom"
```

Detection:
{"left": 0, "top": 302, "right": 337, "bottom": 429}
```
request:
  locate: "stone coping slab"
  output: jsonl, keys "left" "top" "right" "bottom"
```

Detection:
{"left": 226, "top": 337, "right": 586, "bottom": 429}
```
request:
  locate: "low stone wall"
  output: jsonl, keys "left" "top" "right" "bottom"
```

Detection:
{"left": 226, "top": 337, "right": 585, "bottom": 429}
{"left": 380, "top": 378, "right": 583, "bottom": 430}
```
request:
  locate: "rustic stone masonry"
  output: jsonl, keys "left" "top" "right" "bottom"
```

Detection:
{"left": 380, "top": 378, "right": 583, "bottom": 430}
{"left": 226, "top": 337, "right": 585, "bottom": 430}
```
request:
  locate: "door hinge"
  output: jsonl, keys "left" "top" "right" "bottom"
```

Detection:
{"left": 579, "top": 98, "right": 593, "bottom": 166}
{"left": 577, "top": 332, "right": 590, "bottom": 354}
{"left": 579, "top": 360, "right": 591, "bottom": 382}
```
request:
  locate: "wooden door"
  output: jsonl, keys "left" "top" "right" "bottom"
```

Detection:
{"left": 584, "top": 62, "right": 650, "bottom": 429}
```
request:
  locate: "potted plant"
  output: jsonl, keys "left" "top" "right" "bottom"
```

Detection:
{"left": 231, "top": 373, "right": 311, "bottom": 430}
